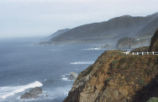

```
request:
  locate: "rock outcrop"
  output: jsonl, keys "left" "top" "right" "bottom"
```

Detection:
{"left": 21, "top": 87, "right": 42, "bottom": 99}
{"left": 64, "top": 50, "right": 158, "bottom": 102}
{"left": 149, "top": 29, "right": 158, "bottom": 51}
{"left": 131, "top": 46, "right": 149, "bottom": 52}
{"left": 69, "top": 72, "right": 78, "bottom": 80}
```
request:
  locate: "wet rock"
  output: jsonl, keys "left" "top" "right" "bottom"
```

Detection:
{"left": 20, "top": 87, "right": 42, "bottom": 99}
{"left": 69, "top": 72, "right": 78, "bottom": 80}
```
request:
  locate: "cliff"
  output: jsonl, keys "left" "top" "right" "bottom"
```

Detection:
{"left": 149, "top": 29, "right": 158, "bottom": 51}
{"left": 64, "top": 29, "right": 158, "bottom": 102}
{"left": 64, "top": 51, "right": 158, "bottom": 102}
{"left": 131, "top": 46, "right": 149, "bottom": 52}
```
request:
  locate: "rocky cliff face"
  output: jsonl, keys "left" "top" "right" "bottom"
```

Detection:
{"left": 149, "top": 29, "right": 158, "bottom": 51}
{"left": 64, "top": 50, "right": 158, "bottom": 102}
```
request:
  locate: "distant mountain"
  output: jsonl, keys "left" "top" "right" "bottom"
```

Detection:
{"left": 137, "top": 17, "right": 158, "bottom": 37}
{"left": 39, "top": 28, "right": 70, "bottom": 45}
{"left": 49, "top": 28, "right": 70, "bottom": 39}
{"left": 49, "top": 12, "right": 158, "bottom": 45}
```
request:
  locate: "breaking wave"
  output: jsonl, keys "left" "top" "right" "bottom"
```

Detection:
{"left": 82, "top": 47, "right": 102, "bottom": 51}
{"left": 70, "top": 61, "right": 94, "bottom": 65}
{"left": 0, "top": 81, "right": 43, "bottom": 99}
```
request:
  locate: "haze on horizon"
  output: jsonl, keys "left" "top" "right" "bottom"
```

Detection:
{"left": 1, "top": 0, "right": 158, "bottom": 38}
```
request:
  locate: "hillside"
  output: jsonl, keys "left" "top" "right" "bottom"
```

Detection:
{"left": 116, "top": 37, "right": 150, "bottom": 49}
{"left": 64, "top": 30, "right": 158, "bottom": 102}
{"left": 49, "top": 28, "right": 70, "bottom": 39}
{"left": 39, "top": 28, "right": 70, "bottom": 45}
{"left": 50, "top": 13, "right": 158, "bottom": 44}
{"left": 149, "top": 29, "right": 158, "bottom": 51}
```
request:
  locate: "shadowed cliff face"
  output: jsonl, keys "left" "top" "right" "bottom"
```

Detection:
{"left": 131, "top": 75, "right": 158, "bottom": 102}
{"left": 149, "top": 29, "right": 158, "bottom": 51}
{"left": 64, "top": 51, "right": 158, "bottom": 102}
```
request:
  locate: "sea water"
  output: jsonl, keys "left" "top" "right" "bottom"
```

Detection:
{"left": 0, "top": 37, "right": 105, "bottom": 102}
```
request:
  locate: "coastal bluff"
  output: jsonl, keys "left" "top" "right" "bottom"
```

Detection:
{"left": 64, "top": 30, "right": 158, "bottom": 102}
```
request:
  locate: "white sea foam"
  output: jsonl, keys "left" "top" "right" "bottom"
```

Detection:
{"left": 70, "top": 61, "right": 94, "bottom": 65}
{"left": 0, "top": 81, "right": 43, "bottom": 99}
{"left": 61, "top": 74, "right": 72, "bottom": 81}
{"left": 83, "top": 47, "right": 102, "bottom": 51}
{"left": 62, "top": 77, "right": 71, "bottom": 81}
{"left": 45, "top": 85, "right": 71, "bottom": 101}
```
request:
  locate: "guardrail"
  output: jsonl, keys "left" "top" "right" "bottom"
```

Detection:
{"left": 123, "top": 51, "right": 158, "bottom": 55}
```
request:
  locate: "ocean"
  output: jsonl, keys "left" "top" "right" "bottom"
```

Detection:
{"left": 0, "top": 37, "right": 105, "bottom": 102}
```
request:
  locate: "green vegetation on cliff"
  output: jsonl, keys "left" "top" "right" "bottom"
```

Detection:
{"left": 147, "top": 97, "right": 158, "bottom": 102}
{"left": 131, "top": 46, "right": 149, "bottom": 52}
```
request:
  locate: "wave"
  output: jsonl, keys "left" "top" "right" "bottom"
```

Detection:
{"left": 70, "top": 61, "right": 94, "bottom": 65}
{"left": 0, "top": 81, "right": 43, "bottom": 99}
{"left": 61, "top": 74, "right": 72, "bottom": 81}
{"left": 82, "top": 47, "right": 102, "bottom": 51}
{"left": 45, "top": 85, "right": 71, "bottom": 101}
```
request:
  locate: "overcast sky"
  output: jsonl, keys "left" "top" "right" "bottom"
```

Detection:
{"left": 0, "top": 0, "right": 158, "bottom": 38}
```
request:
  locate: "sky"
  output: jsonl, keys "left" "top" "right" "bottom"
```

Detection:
{"left": 0, "top": 0, "right": 158, "bottom": 38}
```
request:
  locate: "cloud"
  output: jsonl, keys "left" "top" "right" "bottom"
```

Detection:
{"left": 0, "top": 0, "right": 158, "bottom": 38}
{"left": 0, "top": 0, "right": 94, "bottom": 3}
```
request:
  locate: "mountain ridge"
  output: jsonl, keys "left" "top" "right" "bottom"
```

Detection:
{"left": 49, "top": 12, "right": 158, "bottom": 45}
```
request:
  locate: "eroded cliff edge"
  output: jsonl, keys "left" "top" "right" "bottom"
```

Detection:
{"left": 64, "top": 30, "right": 158, "bottom": 102}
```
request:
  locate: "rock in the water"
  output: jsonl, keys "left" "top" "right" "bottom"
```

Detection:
{"left": 69, "top": 72, "right": 78, "bottom": 80}
{"left": 21, "top": 87, "right": 42, "bottom": 99}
